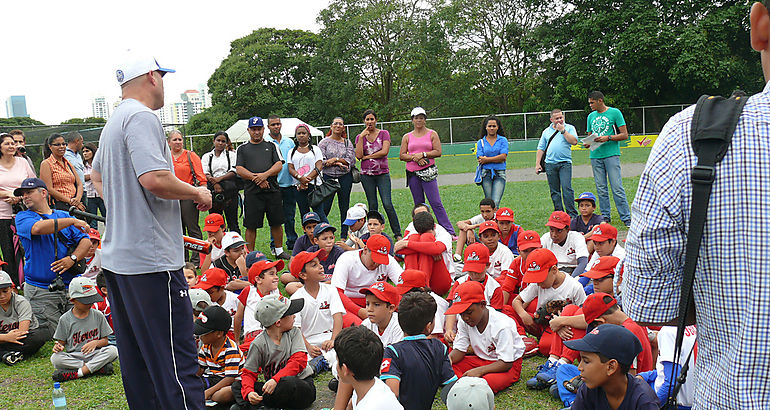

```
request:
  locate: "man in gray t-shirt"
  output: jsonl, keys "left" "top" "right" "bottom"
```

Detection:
{"left": 90, "top": 53, "right": 211, "bottom": 409}
{"left": 0, "top": 271, "right": 48, "bottom": 364}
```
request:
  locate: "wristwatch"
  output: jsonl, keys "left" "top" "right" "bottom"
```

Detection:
{"left": 560, "top": 129, "right": 566, "bottom": 135}
{"left": 422, "top": 152, "right": 427, "bottom": 158}
{"left": 69, "top": 255, "right": 78, "bottom": 263}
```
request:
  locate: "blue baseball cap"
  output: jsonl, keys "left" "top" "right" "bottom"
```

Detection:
{"left": 247, "top": 117, "right": 264, "bottom": 128}
{"left": 564, "top": 324, "right": 642, "bottom": 366}
{"left": 302, "top": 212, "right": 321, "bottom": 226}
{"left": 575, "top": 192, "right": 597, "bottom": 204}
{"left": 313, "top": 222, "right": 336, "bottom": 237}
{"left": 14, "top": 178, "right": 47, "bottom": 196}
{"left": 244, "top": 251, "right": 267, "bottom": 269}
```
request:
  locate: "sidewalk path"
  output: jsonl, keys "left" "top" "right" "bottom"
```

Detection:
{"left": 352, "top": 162, "right": 647, "bottom": 193}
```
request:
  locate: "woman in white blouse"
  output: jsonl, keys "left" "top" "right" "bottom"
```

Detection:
{"left": 201, "top": 131, "right": 240, "bottom": 233}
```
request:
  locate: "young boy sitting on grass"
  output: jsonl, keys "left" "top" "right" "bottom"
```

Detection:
{"left": 230, "top": 295, "right": 316, "bottom": 410}
{"left": 542, "top": 211, "right": 589, "bottom": 276}
{"left": 447, "top": 280, "right": 525, "bottom": 393}
{"left": 183, "top": 262, "right": 198, "bottom": 288}
{"left": 395, "top": 269, "right": 448, "bottom": 338}
{"left": 360, "top": 210, "right": 394, "bottom": 252}
{"left": 93, "top": 272, "right": 114, "bottom": 345}
{"left": 51, "top": 276, "right": 118, "bottom": 382}
{"left": 477, "top": 220, "right": 515, "bottom": 281}
{"left": 289, "top": 249, "right": 345, "bottom": 374}
{"left": 233, "top": 259, "right": 282, "bottom": 352}
{"left": 495, "top": 207, "right": 523, "bottom": 256}
{"left": 453, "top": 198, "right": 497, "bottom": 262}
{"left": 395, "top": 211, "right": 453, "bottom": 295}
{"left": 381, "top": 292, "right": 457, "bottom": 409}
{"left": 194, "top": 268, "right": 239, "bottom": 339}
{"left": 501, "top": 230, "right": 542, "bottom": 306}
{"left": 335, "top": 325, "right": 403, "bottom": 410}
{"left": 584, "top": 224, "right": 626, "bottom": 299}
{"left": 338, "top": 204, "right": 369, "bottom": 251}
{"left": 0, "top": 269, "right": 49, "bottom": 365}
{"left": 570, "top": 192, "right": 604, "bottom": 255}
{"left": 280, "top": 212, "right": 321, "bottom": 289}
{"left": 212, "top": 232, "right": 251, "bottom": 292}
{"left": 564, "top": 324, "right": 658, "bottom": 409}
{"left": 285, "top": 222, "right": 345, "bottom": 295}
{"left": 195, "top": 305, "right": 242, "bottom": 407}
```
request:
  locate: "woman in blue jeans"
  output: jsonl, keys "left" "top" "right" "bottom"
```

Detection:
{"left": 355, "top": 110, "right": 402, "bottom": 239}
{"left": 476, "top": 116, "right": 508, "bottom": 206}
{"left": 319, "top": 117, "right": 356, "bottom": 237}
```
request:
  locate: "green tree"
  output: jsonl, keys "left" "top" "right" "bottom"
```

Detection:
{"left": 0, "top": 117, "right": 44, "bottom": 127}
{"left": 60, "top": 117, "right": 107, "bottom": 125}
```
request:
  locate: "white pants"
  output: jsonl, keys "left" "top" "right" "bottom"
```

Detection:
{"left": 51, "top": 345, "right": 118, "bottom": 372}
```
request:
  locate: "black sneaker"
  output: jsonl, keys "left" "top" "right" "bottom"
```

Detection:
{"left": 1, "top": 351, "right": 22, "bottom": 366}
{"left": 95, "top": 362, "right": 114, "bottom": 376}
{"left": 52, "top": 369, "right": 80, "bottom": 382}
{"left": 275, "top": 251, "right": 291, "bottom": 260}
{"left": 328, "top": 377, "right": 339, "bottom": 392}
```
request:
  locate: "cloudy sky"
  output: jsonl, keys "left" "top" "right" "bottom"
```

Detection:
{"left": 1, "top": 0, "right": 329, "bottom": 124}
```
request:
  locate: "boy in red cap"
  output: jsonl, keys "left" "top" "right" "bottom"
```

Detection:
{"left": 495, "top": 207, "right": 523, "bottom": 256}
{"left": 395, "top": 269, "right": 448, "bottom": 338}
{"left": 583, "top": 223, "right": 625, "bottom": 298}
{"left": 201, "top": 213, "right": 226, "bottom": 270}
{"left": 394, "top": 211, "right": 452, "bottom": 295}
{"left": 194, "top": 268, "right": 239, "bottom": 340}
{"left": 446, "top": 280, "right": 525, "bottom": 393}
{"left": 512, "top": 248, "right": 586, "bottom": 354}
{"left": 501, "top": 230, "right": 542, "bottom": 305}
{"left": 444, "top": 243, "right": 504, "bottom": 343}
{"left": 232, "top": 259, "right": 282, "bottom": 352}
{"left": 453, "top": 198, "right": 497, "bottom": 262}
{"left": 289, "top": 249, "right": 344, "bottom": 374}
{"left": 580, "top": 256, "right": 620, "bottom": 295}
{"left": 477, "top": 220, "right": 515, "bottom": 282}
{"left": 541, "top": 211, "right": 589, "bottom": 276}
{"left": 330, "top": 234, "right": 403, "bottom": 324}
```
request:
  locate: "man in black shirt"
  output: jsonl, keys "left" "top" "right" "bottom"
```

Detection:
{"left": 235, "top": 117, "right": 289, "bottom": 259}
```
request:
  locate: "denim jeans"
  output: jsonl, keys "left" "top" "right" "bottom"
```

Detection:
{"left": 323, "top": 172, "right": 354, "bottom": 237}
{"left": 270, "top": 186, "right": 298, "bottom": 249}
{"left": 86, "top": 196, "right": 106, "bottom": 230}
{"left": 480, "top": 169, "right": 506, "bottom": 207}
{"left": 360, "top": 173, "right": 402, "bottom": 237}
{"left": 295, "top": 184, "right": 328, "bottom": 223}
{"left": 590, "top": 155, "right": 631, "bottom": 223}
{"left": 544, "top": 162, "right": 577, "bottom": 217}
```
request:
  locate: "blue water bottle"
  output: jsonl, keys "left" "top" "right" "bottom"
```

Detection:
{"left": 52, "top": 382, "right": 67, "bottom": 409}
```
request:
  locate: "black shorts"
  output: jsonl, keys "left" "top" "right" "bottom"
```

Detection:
{"left": 243, "top": 190, "right": 284, "bottom": 229}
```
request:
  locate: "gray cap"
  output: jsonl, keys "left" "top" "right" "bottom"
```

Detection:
{"left": 445, "top": 377, "right": 494, "bottom": 410}
{"left": 0, "top": 271, "right": 13, "bottom": 289}
{"left": 189, "top": 288, "right": 212, "bottom": 311}
{"left": 68, "top": 276, "right": 103, "bottom": 304}
{"left": 255, "top": 294, "right": 304, "bottom": 327}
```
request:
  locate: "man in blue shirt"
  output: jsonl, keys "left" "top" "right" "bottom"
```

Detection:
{"left": 536, "top": 109, "right": 579, "bottom": 218}
{"left": 264, "top": 115, "right": 298, "bottom": 253}
{"left": 63, "top": 131, "right": 87, "bottom": 208}
{"left": 13, "top": 178, "right": 90, "bottom": 334}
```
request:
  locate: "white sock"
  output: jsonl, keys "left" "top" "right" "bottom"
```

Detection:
{"left": 558, "top": 358, "right": 570, "bottom": 365}
{"left": 275, "top": 247, "right": 284, "bottom": 255}
{"left": 77, "top": 368, "right": 84, "bottom": 377}
{"left": 547, "top": 357, "right": 557, "bottom": 365}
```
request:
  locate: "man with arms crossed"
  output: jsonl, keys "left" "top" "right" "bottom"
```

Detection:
{"left": 92, "top": 53, "right": 211, "bottom": 409}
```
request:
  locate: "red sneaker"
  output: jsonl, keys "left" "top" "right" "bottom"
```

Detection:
{"left": 52, "top": 369, "right": 79, "bottom": 382}
{"left": 522, "top": 336, "right": 540, "bottom": 358}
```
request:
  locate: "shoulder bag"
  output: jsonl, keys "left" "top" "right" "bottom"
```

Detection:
{"left": 538, "top": 129, "right": 560, "bottom": 174}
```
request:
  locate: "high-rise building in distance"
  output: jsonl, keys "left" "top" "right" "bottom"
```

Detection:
{"left": 92, "top": 96, "right": 110, "bottom": 120}
{"left": 5, "top": 95, "right": 28, "bottom": 118}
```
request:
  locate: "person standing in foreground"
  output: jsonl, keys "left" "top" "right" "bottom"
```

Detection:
{"left": 91, "top": 54, "right": 211, "bottom": 409}
{"left": 536, "top": 109, "right": 578, "bottom": 218}
{"left": 624, "top": 3, "right": 770, "bottom": 407}
{"left": 584, "top": 92, "right": 631, "bottom": 226}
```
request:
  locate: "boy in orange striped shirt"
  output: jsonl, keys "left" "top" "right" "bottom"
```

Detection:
{"left": 195, "top": 305, "right": 243, "bottom": 407}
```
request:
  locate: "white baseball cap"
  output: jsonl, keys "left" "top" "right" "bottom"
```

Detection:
{"left": 221, "top": 232, "right": 247, "bottom": 251}
{"left": 411, "top": 107, "right": 427, "bottom": 117}
{"left": 115, "top": 52, "right": 175, "bottom": 86}
{"left": 445, "top": 377, "right": 494, "bottom": 410}
{"left": 343, "top": 205, "right": 367, "bottom": 226}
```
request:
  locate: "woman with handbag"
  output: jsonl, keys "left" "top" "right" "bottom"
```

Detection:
{"left": 355, "top": 110, "right": 402, "bottom": 240}
{"left": 168, "top": 130, "right": 207, "bottom": 266}
{"left": 399, "top": 107, "right": 455, "bottom": 236}
{"left": 288, "top": 124, "right": 328, "bottom": 222}
{"left": 201, "top": 131, "right": 240, "bottom": 234}
{"left": 82, "top": 143, "right": 105, "bottom": 229}
{"left": 319, "top": 117, "right": 356, "bottom": 237}
{"left": 476, "top": 115, "right": 509, "bottom": 207}
{"left": 39, "top": 134, "right": 85, "bottom": 212}
{"left": 0, "top": 133, "right": 35, "bottom": 287}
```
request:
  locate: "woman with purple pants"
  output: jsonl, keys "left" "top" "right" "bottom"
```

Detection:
{"left": 399, "top": 107, "right": 456, "bottom": 236}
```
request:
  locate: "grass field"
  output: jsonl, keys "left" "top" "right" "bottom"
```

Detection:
{"left": 0, "top": 160, "right": 647, "bottom": 408}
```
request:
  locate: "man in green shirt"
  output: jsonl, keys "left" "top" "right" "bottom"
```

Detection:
{"left": 585, "top": 91, "right": 631, "bottom": 226}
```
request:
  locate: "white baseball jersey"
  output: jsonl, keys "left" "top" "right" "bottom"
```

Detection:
{"left": 352, "top": 377, "right": 404, "bottom": 410}
{"left": 518, "top": 274, "right": 586, "bottom": 309}
{"left": 453, "top": 307, "right": 524, "bottom": 362}
{"left": 361, "top": 312, "right": 403, "bottom": 347}
{"left": 540, "top": 231, "right": 589, "bottom": 268}
{"left": 241, "top": 286, "right": 280, "bottom": 334}
{"left": 655, "top": 326, "right": 697, "bottom": 407}
{"left": 291, "top": 283, "right": 345, "bottom": 346}
{"left": 212, "top": 290, "right": 239, "bottom": 332}
{"left": 331, "top": 250, "right": 403, "bottom": 299}
{"left": 430, "top": 292, "right": 449, "bottom": 335}
{"left": 487, "top": 243, "right": 515, "bottom": 281}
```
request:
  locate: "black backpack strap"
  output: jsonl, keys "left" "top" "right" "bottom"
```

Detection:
{"left": 665, "top": 92, "right": 747, "bottom": 408}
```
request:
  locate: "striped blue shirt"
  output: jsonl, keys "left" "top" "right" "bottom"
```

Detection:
{"left": 625, "top": 81, "right": 770, "bottom": 408}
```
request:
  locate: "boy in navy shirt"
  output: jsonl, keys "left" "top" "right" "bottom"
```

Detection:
{"left": 495, "top": 207, "right": 523, "bottom": 256}
{"left": 280, "top": 212, "right": 321, "bottom": 291}
{"left": 571, "top": 192, "right": 604, "bottom": 255}
{"left": 565, "top": 324, "right": 658, "bottom": 410}
{"left": 381, "top": 292, "right": 457, "bottom": 408}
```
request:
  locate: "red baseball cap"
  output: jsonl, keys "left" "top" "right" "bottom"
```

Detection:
{"left": 463, "top": 243, "right": 490, "bottom": 273}
{"left": 395, "top": 269, "right": 427, "bottom": 294}
{"left": 546, "top": 211, "right": 571, "bottom": 230}
{"left": 193, "top": 268, "right": 228, "bottom": 290}
{"left": 366, "top": 234, "right": 391, "bottom": 265}
{"left": 589, "top": 223, "right": 618, "bottom": 242}
{"left": 582, "top": 292, "right": 618, "bottom": 324}
{"left": 88, "top": 228, "right": 101, "bottom": 241}
{"left": 247, "top": 259, "right": 285, "bottom": 283}
{"left": 289, "top": 249, "right": 327, "bottom": 277}
{"left": 359, "top": 281, "right": 400, "bottom": 306}
{"left": 444, "top": 281, "right": 485, "bottom": 315}
{"left": 203, "top": 213, "right": 225, "bottom": 233}
{"left": 478, "top": 220, "right": 500, "bottom": 235}
{"left": 523, "top": 248, "right": 558, "bottom": 283}
{"left": 495, "top": 207, "right": 515, "bottom": 222}
{"left": 517, "top": 230, "right": 542, "bottom": 251}
{"left": 581, "top": 256, "right": 620, "bottom": 279}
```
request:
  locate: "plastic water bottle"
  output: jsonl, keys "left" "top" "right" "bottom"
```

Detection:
{"left": 52, "top": 382, "right": 67, "bottom": 409}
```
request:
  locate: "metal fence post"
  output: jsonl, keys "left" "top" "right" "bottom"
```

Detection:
{"left": 449, "top": 118, "right": 453, "bottom": 144}
{"left": 642, "top": 107, "right": 646, "bottom": 135}
{"left": 523, "top": 113, "right": 527, "bottom": 140}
